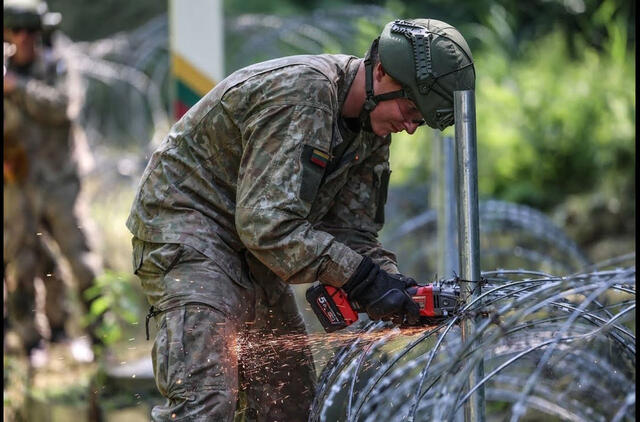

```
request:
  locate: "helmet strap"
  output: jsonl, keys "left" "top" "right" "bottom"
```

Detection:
{"left": 359, "top": 37, "right": 408, "bottom": 132}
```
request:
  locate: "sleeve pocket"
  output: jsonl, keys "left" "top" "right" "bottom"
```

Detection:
{"left": 299, "top": 144, "right": 329, "bottom": 202}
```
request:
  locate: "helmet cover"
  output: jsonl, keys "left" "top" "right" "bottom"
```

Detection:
{"left": 378, "top": 19, "right": 475, "bottom": 129}
{"left": 3, "top": 0, "right": 48, "bottom": 30}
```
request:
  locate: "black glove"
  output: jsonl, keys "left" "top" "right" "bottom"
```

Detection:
{"left": 343, "top": 256, "right": 420, "bottom": 325}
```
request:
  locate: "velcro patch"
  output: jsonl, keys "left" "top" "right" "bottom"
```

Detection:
{"left": 300, "top": 145, "right": 329, "bottom": 202}
{"left": 310, "top": 148, "right": 330, "bottom": 168}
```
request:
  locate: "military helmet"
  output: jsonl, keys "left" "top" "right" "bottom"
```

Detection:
{"left": 4, "top": 0, "right": 49, "bottom": 30}
{"left": 361, "top": 19, "right": 475, "bottom": 131}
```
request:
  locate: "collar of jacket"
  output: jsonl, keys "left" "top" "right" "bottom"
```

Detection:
{"left": 336, "top": 57, "right": 363, "bottom": 117}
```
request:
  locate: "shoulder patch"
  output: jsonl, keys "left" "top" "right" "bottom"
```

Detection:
{"left": 310, "top": 148, "right": 330, "bottom": 168}
{"left": 300, "top": 145, "right": 330, "bottom": 202}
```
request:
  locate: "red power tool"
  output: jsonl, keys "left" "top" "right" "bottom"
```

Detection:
{"left": 306, "top": 282, "right": 461, "bottom": 333}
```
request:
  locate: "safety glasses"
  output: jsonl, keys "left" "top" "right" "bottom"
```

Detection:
{"left": 397, "top": 98, "right": 427, "bottom": 127}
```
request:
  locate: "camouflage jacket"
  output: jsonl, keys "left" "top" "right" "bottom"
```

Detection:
{"left": 4, "top": 50, "right": 78, "bottom": 185}
{"left": 127, "top": 54, "right": 398, "bottom": 301}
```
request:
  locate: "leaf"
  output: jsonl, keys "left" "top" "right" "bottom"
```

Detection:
{"left": 83, "top": 285, "right": 103, "bottom": 301}
{"left": 89, "top": 296, "right": 111, "bottom": 317}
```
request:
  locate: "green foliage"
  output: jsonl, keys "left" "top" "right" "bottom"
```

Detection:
{"left": 351, "top": 13, "right": 393, "bottom": 56}
{"left": 473, "top": 22, "right": 635, "bottom": 210}
{"left": 389, "top": 4, "right": 634, "bottom": 219}
{"left": 83, "top": 270, "right": 143, "bottom": 346}
{"left": 388, "top": 128, "right": 434, "bottom": 186}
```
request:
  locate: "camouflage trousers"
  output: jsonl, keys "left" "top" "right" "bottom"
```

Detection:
{"left": 132, "top": 238, "right": 317, "bottom": 422}
{"left": 4, "top": 182, "right": 64, "bottom": 349}
{"left": 3, "top": 178, "right": 102, "bottom": 349}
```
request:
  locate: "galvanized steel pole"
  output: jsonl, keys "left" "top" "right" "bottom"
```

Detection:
{"left": 454, "top": 90, "right": 485, "bottom": 422}
{"left": 434, "top": 131, "right": 460, "bottom": 279}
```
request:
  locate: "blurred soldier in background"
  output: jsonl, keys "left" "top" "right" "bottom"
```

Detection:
{"left": 3, "top": 0, "right": 103, "bottom": 364}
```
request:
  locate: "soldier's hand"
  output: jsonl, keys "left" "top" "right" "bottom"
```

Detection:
{"left": 4, "top": 71, "right": 17, "bottom": 93}
{"left": 343, "top": 256, "right": 420, "bottom": 325}
{"left": 392, "top": 273, "right": 418, "bottom": 289}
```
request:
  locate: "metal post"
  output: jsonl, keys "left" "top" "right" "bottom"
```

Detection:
{"left": 454, "top": 90, "right": 485, "bottom": 422}
{"left": 432, "top": 131, "right": 444, "bottom": 275}
{"left": 434, "top": 131, "right": 464, "bottom": 422}
{"left": 434, "top": 131, "right": 460, "bottom": 279}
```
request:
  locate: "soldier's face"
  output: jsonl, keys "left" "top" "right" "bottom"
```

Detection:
{"left": 4, "top": 27, "right": 39, "bottom": 65}
{"left": 370, "top": 64, "right": 424, "bottom": 137}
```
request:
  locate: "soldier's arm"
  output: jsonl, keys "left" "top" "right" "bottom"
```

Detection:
{"left": 7, "top": 71, "right": 69, "bottom": 125}
{"left": 315, "top": 138, "right": 399, "bottom": 274}
{"left": 233, "top": 100, "right": 363, "bottom": 288}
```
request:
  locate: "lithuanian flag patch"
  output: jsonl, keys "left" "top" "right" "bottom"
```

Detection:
{"left": 310, "top": 148, "right": 330, "bottom": 168}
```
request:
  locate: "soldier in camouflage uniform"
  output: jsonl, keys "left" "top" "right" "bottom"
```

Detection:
{"left": 128, "top": 18, "right": 474, "bottom": 421}
{"left": 3, "top": 0, "right": 103, "bottom": 357}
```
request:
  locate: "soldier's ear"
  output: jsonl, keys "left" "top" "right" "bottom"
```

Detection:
{"left": 373, "top": 62, "right": 388, "bottom": 82}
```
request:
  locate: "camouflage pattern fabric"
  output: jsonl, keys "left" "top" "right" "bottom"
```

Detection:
{"left": 4, "top": 53, "right": 77, "bottom": 183}
{"left": 133, "top": 238, "right": 316, "bottom": 421}
{"left": 3, "top": 50, "right": 101, "bottom": 347}
{"left": 128, "top": 54, "right": 401, "bottom": 420}
{"left": 4, "top": 182, "right": 45, "bottom": 350}
{"left": 127, "top": 54, "right": 399, "bottom": 311}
